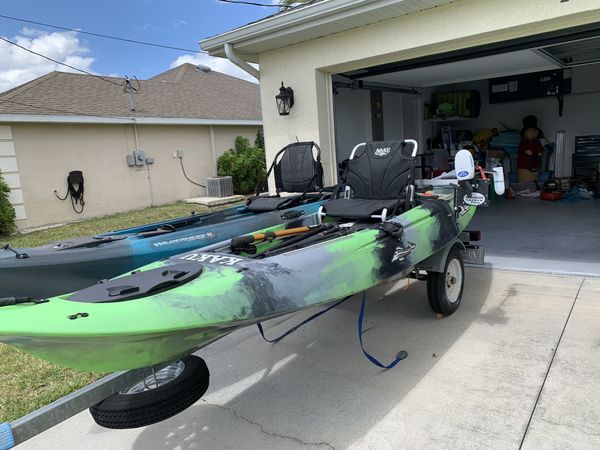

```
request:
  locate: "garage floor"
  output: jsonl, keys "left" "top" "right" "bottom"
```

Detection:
{"left": 16, "top": 269, "right": 600, "bottom": 449}
{"left": 470, "top": 196, "right": 600, "bottom": 276}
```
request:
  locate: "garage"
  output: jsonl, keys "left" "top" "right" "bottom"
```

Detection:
{"left": 331, "top": 30, "right": 600, "bottom": 275}
{"left": 201, "top": 0, "right": 600, "bottom": 276}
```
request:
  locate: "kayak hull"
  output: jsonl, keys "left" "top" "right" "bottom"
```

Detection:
{"left": 0, "top": 193, "right": 476, "bottom": 372}
{"left": 0, "top": 201, "right": 324, "bottom": 298}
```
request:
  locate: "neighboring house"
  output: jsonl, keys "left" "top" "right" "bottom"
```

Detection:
{"left": 0, "top": 63, "right": 262, "bottom": 230}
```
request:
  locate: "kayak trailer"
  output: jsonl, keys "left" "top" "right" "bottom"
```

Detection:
{"left": 0, "top": 148, "right": 500, "bottom": 448}
{"left": 1, "top": 361, "right": 174, "bottom": 449}
{"left": 0, "top": 233, "right": 485, "bottom": 450}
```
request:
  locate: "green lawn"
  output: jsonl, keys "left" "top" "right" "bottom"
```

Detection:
{"left": 0, "top": 201, "right": 230, "bottom": 423}
{"left": 5, "top": 202, "right": 210, "bottom": 248}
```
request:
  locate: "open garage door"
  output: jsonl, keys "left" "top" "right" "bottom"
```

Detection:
{"left": 331, "top": 27, "right": 600, "bottom": 275}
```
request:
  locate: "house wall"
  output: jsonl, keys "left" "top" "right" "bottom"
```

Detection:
{"left": 256, "top": 0, "right": 600, "bottom": 186}
{"left": 213, "top": 125, "right": 261, "bottom": 158}
{"left": 10, "top": 122, "right": 259, "bottom": 230}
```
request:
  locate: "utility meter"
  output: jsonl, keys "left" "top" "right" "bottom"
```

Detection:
{"left": 127, "top": 150, "right": 147, "bottom": 167}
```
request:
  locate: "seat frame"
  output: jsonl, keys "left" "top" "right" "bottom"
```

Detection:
{"left": 247, "top": 141, "right": 324, "bottom": 213}
{"left": 318, "top": 139, "right": 418, "bottom": 223}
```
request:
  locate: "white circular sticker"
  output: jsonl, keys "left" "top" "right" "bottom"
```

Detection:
{"left": 463, "top": 192, "right": 486, "bottom": 206}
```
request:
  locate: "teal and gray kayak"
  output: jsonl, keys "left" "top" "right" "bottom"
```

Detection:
{"left": 0, "top": 186, "right": 477, "bottom": 372}
{"left": 0, "top": 200, "right": 325, "bottom": 299}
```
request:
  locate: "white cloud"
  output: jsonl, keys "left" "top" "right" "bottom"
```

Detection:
{"left": 0, "top": 28, "right": 95, "bottom": 93}
{"left": 169, "top": 53, "right": 258, "bottom": 83}
{"left": 173, "top": 20, "right": 188, "bottom": 30}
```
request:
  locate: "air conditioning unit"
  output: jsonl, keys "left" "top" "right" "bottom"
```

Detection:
{"left": 206, "top": 176, "right": 234, "bottom": 197}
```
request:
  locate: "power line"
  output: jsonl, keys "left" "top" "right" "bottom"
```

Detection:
{"left": 218, "top": 0, "right": 280, "bottom": 6}
{"left": 0, "top": 36, "right": 123, "bottom": 87}
{"left": 0, "top": 13, "right": 205, "bottom": 54}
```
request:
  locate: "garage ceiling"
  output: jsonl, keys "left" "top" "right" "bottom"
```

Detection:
{"left": 361, "top": 49, "right": 561, "bottom": 87}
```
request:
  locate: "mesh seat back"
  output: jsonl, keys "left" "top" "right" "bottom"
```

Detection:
{"left": 345, "top": 141, "right": 415, "bottom": 200}
{"left": 274, "top": 142, "right": 323, "bottom": 193}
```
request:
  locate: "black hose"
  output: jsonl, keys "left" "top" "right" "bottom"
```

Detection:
{"left": 179, "top": 157, "right": 206, "bottom": 188}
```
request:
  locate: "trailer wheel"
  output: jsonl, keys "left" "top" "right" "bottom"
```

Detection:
{"left": 427, "top": 246, "right": 464, "bottom": 316}
{"left": 89, "top": 355, "right": 209, "bottom": 429}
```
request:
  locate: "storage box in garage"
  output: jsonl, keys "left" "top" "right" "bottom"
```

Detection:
{"left": 432, "top": 90, "right": 481, "bottom": 118}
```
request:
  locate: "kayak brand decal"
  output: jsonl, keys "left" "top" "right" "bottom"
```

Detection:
{"left": 392, "top": 242, "right": 416, "bottom": 263}
{"left": 178, "top": 252, "right": 242, "bottom": 266}
{"left": 374, "top": 147, "right": 391, "bottom": 157}
{"left": 153, "top": 232, "right": 215, "bottom": 247}
{"left": 463, "top": 193, "right": 486, "bottom": 206}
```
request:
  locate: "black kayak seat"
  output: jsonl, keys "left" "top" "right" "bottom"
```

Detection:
{"left": 245, "top": 196, "right": 298, "bottom": 212}
{"left": 247, "top": 141, "right": 323, "bottom": 213}
{"left": 321, "top": 140, "right": 418, "bottom": 221}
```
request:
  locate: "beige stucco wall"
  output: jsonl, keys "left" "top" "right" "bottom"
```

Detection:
{"left": 10, "top": 122, "right": 259, "bottom": 229}
{"left": 213, "top": 125, "right": 261, "bottom": 158}
{"left": 256, "top": 0, "right": 600, "bottom": 187}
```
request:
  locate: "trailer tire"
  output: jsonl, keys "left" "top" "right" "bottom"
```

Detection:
{"left": 90, "top": 355, "right": 209, "bottom": 429}
{"left": 427, "top": 246, "right": 464, "bottom": 316}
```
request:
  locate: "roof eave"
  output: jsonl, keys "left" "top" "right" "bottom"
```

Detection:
{"left": 200, "top": 0, "right": 452, "bottom": 59}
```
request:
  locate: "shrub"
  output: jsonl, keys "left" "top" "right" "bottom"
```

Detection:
{"left": 254, "top": 130, "right": 264, "bottom": 150}
{"left": 0, "top": 171, "right": 16, "bottom": 235}
{"left": 217, "top": 136, "right": 266, "bottom": 195}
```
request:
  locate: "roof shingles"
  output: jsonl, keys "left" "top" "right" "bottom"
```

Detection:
{"left": 0, "top": 63, "right": 261, "bottom": 121}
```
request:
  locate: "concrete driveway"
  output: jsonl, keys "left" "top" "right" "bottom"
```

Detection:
{"left": 17, "top": 269, "right": 600, "bottom": 449}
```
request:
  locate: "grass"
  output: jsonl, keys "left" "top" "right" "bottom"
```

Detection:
{"left": 0, "top": 201, "right": 230, "bottom": 423}
{"left": 4, "top": 202, "right": 211, "bottom": 248}
{"left": 0, "top": 346, "right": 103, "bottom": 423}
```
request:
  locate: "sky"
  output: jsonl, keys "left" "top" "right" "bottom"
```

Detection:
{"left": 0, "top": 0, "right": 280, "bottom": 92}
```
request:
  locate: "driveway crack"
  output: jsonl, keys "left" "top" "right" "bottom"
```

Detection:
{"left": 201, "top": 400, "right": 335, "bottom": 449}
{"left": 519, "top": 278, "right": 586, "bottom": 449}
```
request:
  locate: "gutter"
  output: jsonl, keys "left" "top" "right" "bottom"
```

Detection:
{"left": 224, "top": 43, "right": 260, "bottom": 81}
{"left": 201, "top": 0, "right": 453, "bottom": 58}
{"left": 0, "top": 115, "right": 262, "bottom": 126}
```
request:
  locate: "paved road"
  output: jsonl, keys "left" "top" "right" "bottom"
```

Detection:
{"left": 17, "top": 269, "right": 600, "bottom": 449}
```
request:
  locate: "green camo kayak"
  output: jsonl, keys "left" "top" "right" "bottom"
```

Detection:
{"left": 0, "top": 188, "right": 476, "bottom": 372}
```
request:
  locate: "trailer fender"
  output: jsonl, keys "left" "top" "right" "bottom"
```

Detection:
{"left": 415, "top": 238, "right": 465, "bottom": 273}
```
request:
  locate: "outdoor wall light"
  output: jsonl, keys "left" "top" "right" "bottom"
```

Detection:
{"left": 275, "top": 82, "right": 294, "bottom": 116}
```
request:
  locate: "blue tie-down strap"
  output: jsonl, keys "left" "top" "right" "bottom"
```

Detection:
{"left": 257, "top": 291, "right": 407, "bottom": 369}
{"left": 358, "top": 291, "right": 408, "bottom": 369}
{"left": 0, "top": 422, "right": 15, "bottom": 450}
{"left": 257, "top": 295, "right": 354, "bottom": 343}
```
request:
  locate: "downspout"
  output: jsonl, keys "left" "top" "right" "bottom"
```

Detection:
{"left": 224, "top": 43, "right": 260, "bottom": 80}
{"left": 132, "top": 119, "right": 155, "bottom": 207}
{"left": 209, "top": 125, "right": 217, "bottom": 175}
